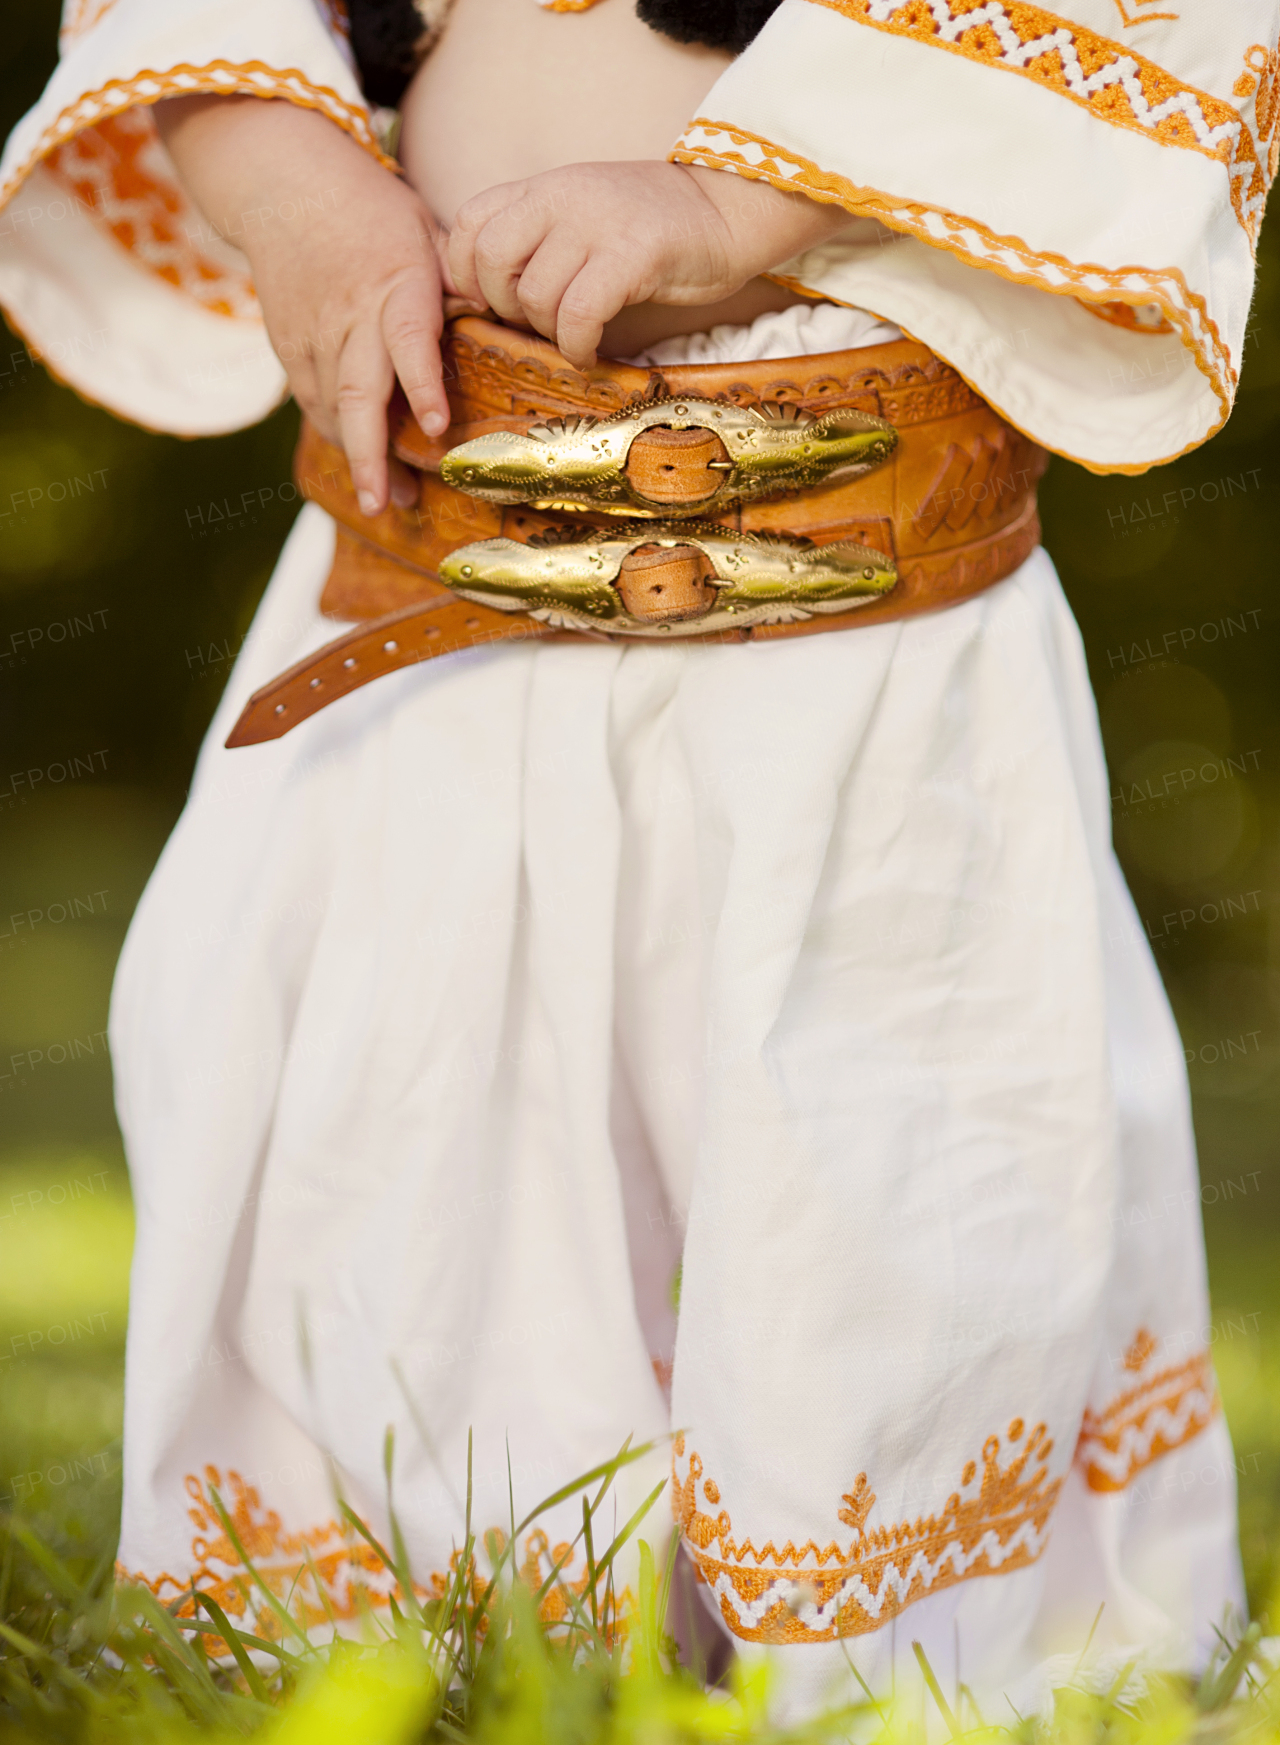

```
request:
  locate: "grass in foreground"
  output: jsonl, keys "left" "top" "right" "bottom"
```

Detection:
{"left": 0, "top": 1433, "right": 1276, "bottom": 1745}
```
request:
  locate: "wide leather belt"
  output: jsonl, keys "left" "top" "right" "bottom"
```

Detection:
{"left": 226, "top": 316, "right": 1047, "bottom": 748}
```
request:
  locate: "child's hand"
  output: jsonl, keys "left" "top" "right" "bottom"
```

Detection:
{"left": 157, "top": 95, "right": 455, "bottom": 515}
{"left": 447, "top": 161, "right": 852, "bottom": 369}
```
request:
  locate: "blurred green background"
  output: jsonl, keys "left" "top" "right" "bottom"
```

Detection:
{"left": 0, "top": 0, "right": 1277, "bottom": 1621}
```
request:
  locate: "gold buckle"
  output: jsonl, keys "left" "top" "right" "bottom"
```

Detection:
{"left": 438, "top": 522, "right": 897, "bottom": 638}
{"left": 439, "top": 394, "right": 896, "bottom": 519}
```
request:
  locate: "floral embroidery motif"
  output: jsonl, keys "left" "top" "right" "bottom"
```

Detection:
{"left": 1124, "top": 1326, "right": 1159, "bottom": 1371}
{"left": 119, "top": 1468, "right": 410, "bottom": 1641}
{"left": 805, "top": 0, "right": 1272, "bottom": 247}
{"left": 1075, "top": 1342, "right": 1219, "bottom": 1493}
{"left": 671, "top": 119, "right": 1233, "bottom": 469}
{"left": 672, "top": 1421, "right": 1062, "bottom": 1643}
{"left": 119, "top": 1467, "right": 627, "bottom": 1649}
{"left": 45, "top": 110, "right": 257, "bottom": 321}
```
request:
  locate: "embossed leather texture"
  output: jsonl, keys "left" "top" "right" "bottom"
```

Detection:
{"left": 226, "top": 316, "right": 1046, "bottom": 748}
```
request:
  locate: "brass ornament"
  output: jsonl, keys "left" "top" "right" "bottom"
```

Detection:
{"left": 439, "top": 394, "right": 898, "bottom": 518}
{"left": 437, "top": 522, "right": 898, "bottom": 639}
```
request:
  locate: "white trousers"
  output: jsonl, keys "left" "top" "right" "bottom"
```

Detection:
{"left": 110, "top": 313, "right": 1242, "bottom": 1711}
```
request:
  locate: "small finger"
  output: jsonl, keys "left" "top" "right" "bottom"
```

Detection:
{"left": 448, "top": 179, "right": 530, "bottom": 305}
{"left": 281, "top": 348, "right": 335, "bottom": 443}
{"left": 335, "top": 322, "right": 395, "bottom": 514}
{"left": 554, "top": 253, "right": 636, "bottom": 370}
{"left": 471, "top": 200, "right": 559, "bottom": 325}
{"left": 515, "top": 238, "right": 589, "bottom": 345}
{"left": 381, "top": 273, "right": 449, "bottom": 436}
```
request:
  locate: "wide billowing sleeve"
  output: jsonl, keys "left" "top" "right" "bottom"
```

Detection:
{"left": 671, "top": 1, "right": 1280, "bottom": 473}
{"left": 0, "top": 0, "right": 390, "bottom": 435}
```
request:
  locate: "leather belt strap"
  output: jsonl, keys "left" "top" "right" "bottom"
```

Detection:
{"left": 227, "top": 316, "right": 1046, "bottom": 748}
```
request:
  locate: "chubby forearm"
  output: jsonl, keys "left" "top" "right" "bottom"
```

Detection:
{"left": 154, "top": 96, "right": 366, "bottom": 253}
{"left": 682, "top": 165, "right": 855, "bottom": 281}
{"left": 155, "top": 94, "right": 450, "bottom": 510}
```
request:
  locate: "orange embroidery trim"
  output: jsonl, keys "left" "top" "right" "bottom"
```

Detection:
{"left": 119, "top": 1467, "right": 412, "bottom": 1642}
{"left": 1078, "top": 298, "right": 1175, "bottom": 335}
{"left": 670, "top": 118, "right": 1232, "bottom": 474}
{"left": 0, "top": 58, "right": 396, "bottom": 227}
{"left": 672, "top": 1420, "right": 1062, "bottom": 1643}
{"left": 1123, "top": 1326, "right": 1159, "bottom": 1372}
{"left": 808, "top": 0, "right": 1270, "bottom": 247}
{"left": 118, "top": 1466, "right": 629, "bottom": 1650}
{"left": 1236, "top": 42, "right": 1280, "bottom": 186}
{"left": 45, "top": 111, "right": 257, "bottom": 322}
{"left": 1075, "top": 1344, "right": 1219, "bottom": 1493}
{"left": 1111, "top": 0, "right": 1179, "bottom": 25}
{"left": 60, "top": 0, "right": 122, "bottom": 45}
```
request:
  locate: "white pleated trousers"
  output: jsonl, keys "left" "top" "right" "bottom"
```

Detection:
{"left": 110, "top": 475, "right": 1241, "bottom": 1708}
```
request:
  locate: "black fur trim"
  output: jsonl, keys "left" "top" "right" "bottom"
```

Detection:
{"left": 349, "top": 0, "right": 426, "bottom": 107}
{"left": 346, "top": 0, "right": 784, "bottom": 109}
{"left": 633, "top": 0, "right": 784, "bottom": 54}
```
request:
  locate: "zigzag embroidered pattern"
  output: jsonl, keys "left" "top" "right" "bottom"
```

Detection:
{"left": 1076, "top": 1348, "right": 1219, "bottom": 1492}
{"left": 672, "top": 1421, "right": 1062, "bottom": 1644}
{"left": 671, "top": 118, "right": 1232, "bottom": 469}
{"left": 808, "top": 0, "right": 1271, "bottom": 246}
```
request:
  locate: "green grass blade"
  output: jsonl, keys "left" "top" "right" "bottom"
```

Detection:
{"left": 593, "top": 1477, "right": 668, "bottom": 1582}
{"left": 912, "top": 1640, "right": 960, "bottom": 1739}
{"left": 1198, "top": 1621, "right": 1263, "bottom": 1713}
{"left": 194, "top": 1591, "right": 271, "bottom": 1702}
{"left": 513, "top": 1437, "right": 658, "bottom": 1541}
{"left": 0, "top": 1619, "right": 104, "bottom": 1706}
{"left": 582, "top": 1494, "right": 599, "bottom": 1635}
{"left": 207, "top": 1486, "right": 316, "bottom": 1654}
{"left": 5, "top": 1520, "right": 90, "bottom": 1607}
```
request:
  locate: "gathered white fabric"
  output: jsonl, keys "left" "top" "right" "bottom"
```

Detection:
{"left": 105, "top": 298, "right": 1244, "bottom": 1687}
{"left": 110, "top": 489, "right": 1241, "bottom": 1694}
{"left": 626, "top": 296, "right": 902, "bottom": 364}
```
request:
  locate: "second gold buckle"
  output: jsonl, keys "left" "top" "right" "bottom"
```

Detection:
{"left": 438, "top": 522, "right": 898, "bottom": 638}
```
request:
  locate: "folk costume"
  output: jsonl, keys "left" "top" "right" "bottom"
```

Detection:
{"left": 2, "top": 0, "right": 1273, "bottom": 1710}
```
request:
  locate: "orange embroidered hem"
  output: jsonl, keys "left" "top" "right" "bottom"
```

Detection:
{"left": 1076, "top": 1346, "right": 1220, "bottom": 1493}
{"left": 118, "top": 1466, "right": 628, "bottom": 1653}
{"left": 805, "top": 0, "right": 1275, "bottom": 248}
{"left": 670, "top": 117, "right": 1232, "bottom": 475}
{"left": 672, "top": 1420, "right": 1062, "bottom": 1644}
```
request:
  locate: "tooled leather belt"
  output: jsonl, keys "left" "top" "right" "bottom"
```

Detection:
{"left": 226, "top": 315, "right": 1047, "bottom": 748}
